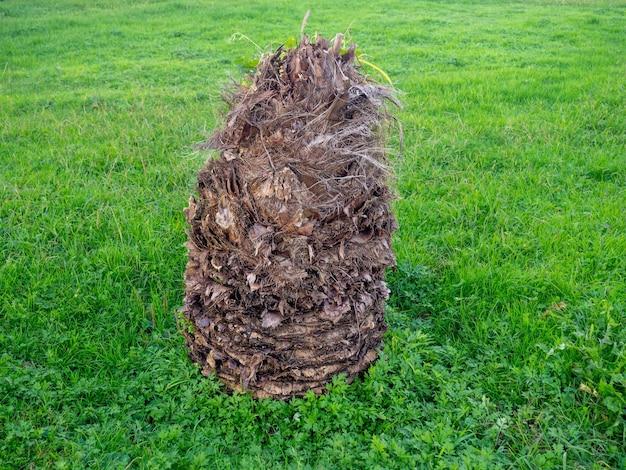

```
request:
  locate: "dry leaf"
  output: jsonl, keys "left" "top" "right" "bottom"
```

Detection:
{"left": 578, "top": 382, "right": 598, "bottom": 397}
{"left": 542, "top": 301, "right": 567, "bottom": 317}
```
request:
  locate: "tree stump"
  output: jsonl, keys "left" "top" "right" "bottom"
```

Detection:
{"left": 182, "top": 33, "right": 398, "bottom": 399}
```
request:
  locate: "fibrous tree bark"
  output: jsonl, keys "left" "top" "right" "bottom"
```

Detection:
{"left": 182, "top": 33, "right": 399, "bottom": 399}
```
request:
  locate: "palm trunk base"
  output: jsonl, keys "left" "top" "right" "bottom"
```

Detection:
{"left": 182, "top": 33, "right": 398, "bottom": 399}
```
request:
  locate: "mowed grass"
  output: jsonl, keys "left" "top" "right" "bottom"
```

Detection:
{"left": 1, "top": 0, "right": 625, "bottom": 468}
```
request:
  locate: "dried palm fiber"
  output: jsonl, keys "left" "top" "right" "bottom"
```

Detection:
{"left": 182, "top": 33, "right": 399, "bottom": 399}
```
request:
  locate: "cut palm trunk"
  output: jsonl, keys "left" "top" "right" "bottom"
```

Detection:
{"left": 182, "top": 33, "right": 398, "bottom": 399}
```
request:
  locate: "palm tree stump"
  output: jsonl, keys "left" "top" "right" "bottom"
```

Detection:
{"left": 182, "top": 33, "right": 398, "bottom": 399}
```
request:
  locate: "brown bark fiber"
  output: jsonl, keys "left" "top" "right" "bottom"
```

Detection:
{"left": 182, "top": 33, "right": 398, "bottom": 399}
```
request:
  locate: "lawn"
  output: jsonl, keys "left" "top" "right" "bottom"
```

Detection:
{"left": 1, "top": 0, "right": 625, "bottom": 468}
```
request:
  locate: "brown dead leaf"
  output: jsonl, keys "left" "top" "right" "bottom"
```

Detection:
{"left": 542, "top": 301, "right": 567, "bottom": 317}
{"left": 261, "top": 311, "right": 283, "bottom": 328}
{"left": 578, "top": 382, "right": 598, "bottom": 397}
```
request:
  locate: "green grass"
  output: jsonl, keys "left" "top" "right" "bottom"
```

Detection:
{"left": 1, "top": 0, "right": 625, "bottom": 468}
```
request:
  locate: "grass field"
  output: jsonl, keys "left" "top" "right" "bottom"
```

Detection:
{"left": 1, "top": 0, "right": 625, "bottom": 468}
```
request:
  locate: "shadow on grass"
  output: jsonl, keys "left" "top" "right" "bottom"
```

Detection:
{"left": 386, "top": 262, "right": 438, "bottom": 318}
